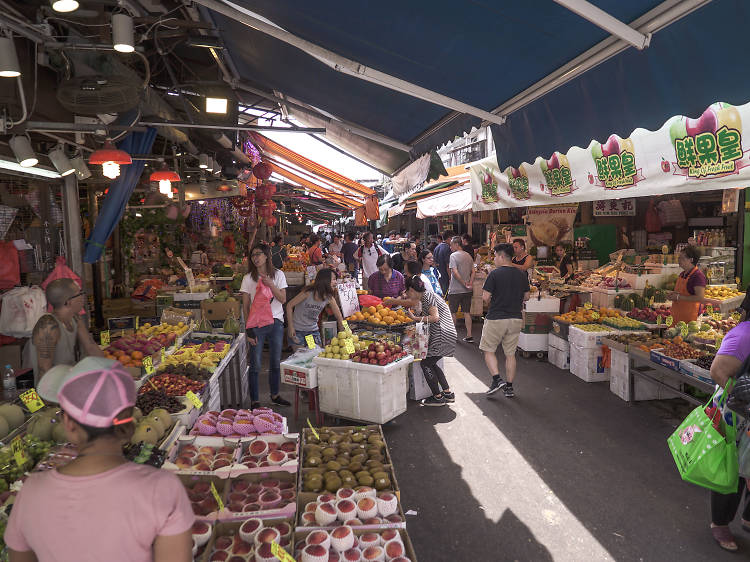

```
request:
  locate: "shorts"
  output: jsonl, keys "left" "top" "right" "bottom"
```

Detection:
{"left": 448, "top": 292, "right": 472, "bottom": 314}
{"left": 479, "top": 318, "right": 523, "bottom": 355}
{"left": 291, "top": 329, "right": 322, "bottom": 348}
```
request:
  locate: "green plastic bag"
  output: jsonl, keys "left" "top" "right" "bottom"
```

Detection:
{"left": 667, "top": 385, "right": 738, "bottom": 494}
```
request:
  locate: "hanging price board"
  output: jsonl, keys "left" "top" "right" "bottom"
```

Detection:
{"left": 307, "top": 418, "right": 319, "bottom": 440}
{"left": 143, "top": 356, "right": 154, "bottom": 374}
{"left": 270, "top": 542, "right": 295, "bottom": 562}
{"left": 186, "top": 391, "right": 203, "bottom": 409}
{"left": 665, "top": 316, "right": 674, "bottom": 327}
{"left": 19, "top": 388, "right": 45, "bottom": 413}
{"left": 210, "top": 482, "right": 224, "bottom": 511}
{"left": 583, "top": 302, "right": 592, "bottom": 310}
{"left": 11, "top": 435, "right": 28, "bottom": 466}
{"left": 305, "top": 335, "right": 316, "bottom": 349}
{"left": 100, "top": 330, "right": 110, "bottom": 346}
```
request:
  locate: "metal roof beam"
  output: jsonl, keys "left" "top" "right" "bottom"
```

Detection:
{"left": 193, "top": 0, "right": 507, "bottom": 126}
{"left": 553, "top": 0, "right": 651, "bottom": 50}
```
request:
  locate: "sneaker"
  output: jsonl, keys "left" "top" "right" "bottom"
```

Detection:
{"left": 503, "top": 384, "right": 515, "bottom": 398}
{"left": 420, "top": 395, "right": 446, "bottom": 407}
{"left": 462, "top": 336, "right": 475, "bottom": 343}
{"left": 486, "top": 378, "right": 505, "bottom": 396}
{"left": 271, "top": 395, "right": 291, "bottom": 406}
{"left": 442, "top": 391, "right": 455, "bottom": 403}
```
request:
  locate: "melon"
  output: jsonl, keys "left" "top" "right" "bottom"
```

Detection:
{"left": 0, "top": 416, "right": 9, "bottom": 440}
{"left": 150, "top": 408, "right": 172, "bottom": 430}
{"left": 0, "top": 404, "right": 24, "bottom": 429}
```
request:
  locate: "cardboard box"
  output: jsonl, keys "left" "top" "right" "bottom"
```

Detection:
{"left": 522, "top": 311, "right": 552, "bottom": 334}
{"left": 200, "top": 301, "right": 241, "bottom": 327}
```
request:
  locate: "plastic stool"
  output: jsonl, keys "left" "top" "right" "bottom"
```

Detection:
{"left": 294, "top": 386, "right": 323, "bottom": 426}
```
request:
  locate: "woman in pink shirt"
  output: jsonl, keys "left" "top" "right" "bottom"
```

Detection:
{"left": 5, "top": 359, "right": 194, "bottom": 562}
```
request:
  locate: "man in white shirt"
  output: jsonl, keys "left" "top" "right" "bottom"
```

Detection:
{"left": 448, "top": 236, "right": 476, "bottom": 343}
{"left": 356, "top": 232, "right": 386, "bottom": 291}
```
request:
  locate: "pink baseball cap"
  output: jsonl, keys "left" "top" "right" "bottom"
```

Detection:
{"left": 57, "top": 364, "right": 136, "bottom": 428}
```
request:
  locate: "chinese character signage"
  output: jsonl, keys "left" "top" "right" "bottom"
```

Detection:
{"left": 471, "top": 101, "right": 750, "bottom": 210}
{"left": 593, "top": 198, "right": 636, "bottom": 216}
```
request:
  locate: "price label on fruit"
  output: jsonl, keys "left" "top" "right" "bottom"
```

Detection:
{"left": 19, "top": 388, "right": 44, "bottom": 413}
{"left": 680, "top": 325, "right": 688, "bottom": 338}
{"left": 665, "top": 316, "right": 673, "bottom": 327}
{"left": 11, "top": 435, "right": 28, "bottom": 467}
{"left": 583, "top": 302, "right": 592, "bottom": 310}
{"left": 305, "top": 335, "right": 315, "bottom": 349}
{"left": 657, "top": 315, "right": 663, "bottom": 325}
{"left": 649, "top": 296, "right": 654, "bottom": 307}
{"left": 307, "top": 418, "right": 319, "bottom": 441}
{"left": 270, "top": 542, "right": 295, "bottom": 562}
{"left": 100, "top": 330, "right": 110, "bottom": 346}
{"left": 705, "top": 305, "right": 714, "bottom": 315}
{"left": 186, "top": 390, "right": 203, "bottom": 410}
{"left": 143, "top": 356, "right": 154, "bottom": 374}
{"left": 591, "top": 311, "right": 600, "bottom": 320}
{"left": 344, "top": 340, "right": 355, "bottom": 354}
{"left": 209, "top": 482, "right": 224, "bottom": 511}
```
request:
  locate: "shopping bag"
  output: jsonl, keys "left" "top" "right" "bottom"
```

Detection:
{"left": 409, "top": 321, "right": 429, "bottom": 360}
{"left": 245, "top": 281, "right": 274, "bottom": 329}
{"left": 667, "top": 385, "right": 738, "bottom": 494}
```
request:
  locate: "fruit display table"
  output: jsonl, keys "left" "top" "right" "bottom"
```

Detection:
{"left": 627, "top": 348, "right": 714, "bottom": 406}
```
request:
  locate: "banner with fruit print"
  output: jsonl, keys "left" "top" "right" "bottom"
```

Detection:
{"left": 471, "top": 101, "right": 750, "bottom": 209}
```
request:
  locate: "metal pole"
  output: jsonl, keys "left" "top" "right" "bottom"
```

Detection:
{"left": 60, "top": 175, "right": 83, "bottom": 277}
{"left": 87, "top": 186, "right": 104, "bottom": 329}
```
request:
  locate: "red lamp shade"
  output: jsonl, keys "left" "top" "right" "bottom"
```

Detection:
{"left": 88, "top": 141, "right": 132, "bottom": 165}
{"left": 149, "top": 168, "right": 181, "bottom": 183}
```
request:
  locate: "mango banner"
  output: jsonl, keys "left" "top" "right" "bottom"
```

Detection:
{"left": 471, "top": 101, "right": 750, "bottom": 210}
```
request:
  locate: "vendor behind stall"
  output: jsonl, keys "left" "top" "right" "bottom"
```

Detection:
{"left": 668, "top": 246, "right": 707, "bottom": 324}
{"left": 511, "top": 239, "right": 534, "bottom": 273}
{"left": 555, "top": 244, "right": 576, "bottom": 282}
{"left": 368, "top": 254, "right": 405, "bottom": 299}
{"left": 28, "top": 279, "right": 104, "bottom": 384}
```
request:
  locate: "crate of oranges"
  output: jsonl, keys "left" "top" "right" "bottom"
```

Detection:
{"left": 347, "top": 304, "right": 415, "bottom": 327}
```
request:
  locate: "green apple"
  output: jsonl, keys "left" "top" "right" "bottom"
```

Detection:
{"left": 669, "top": 117, "right": 687, "bottom": 144}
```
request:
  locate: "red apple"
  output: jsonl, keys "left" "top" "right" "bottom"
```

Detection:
{"left": 601, "top": 134, "right": 620, "bottom": 157}
{"left": 385, "top": 540, "right": 404, "bottom": 558}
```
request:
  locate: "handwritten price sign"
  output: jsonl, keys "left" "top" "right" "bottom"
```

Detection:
{"left": 305, "top": 335, "right": 316, "bottom": 349}
{"left": 143, "top": 356, "right": 154, "bottom": 375}
{"left": 186, "top": 390, "right": 203, "bottom": 409}
{"left": 19, "top": 388, "right": 45, "bottom": 413}
{"left": 11, "top": 435, "right": 28, "bottom": 466}
{"left": 100, "top": 330, "right": 110, "bottom": 346}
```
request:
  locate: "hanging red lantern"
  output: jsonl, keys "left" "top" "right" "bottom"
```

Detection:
{"left": 252, "top": 161, "right": 272, "bottom": 180}
{"left": 262, "top": 181, "right": 276, "bottom": 196}
{"left": 258, "top": 202, "right": 273, "bottom": 219}
{"left": 266, "top": 216, "right": 277, "bottom": 227}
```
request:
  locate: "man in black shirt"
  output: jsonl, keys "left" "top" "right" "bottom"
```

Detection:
{"left": 481, "top": 243, "right": 530, "bottom": 398}
{"left": 391, "top": 242, "right": 416, "bottom": 274}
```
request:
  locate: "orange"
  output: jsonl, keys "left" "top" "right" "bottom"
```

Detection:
{"left": 131, "top": 351, "right": 144, "bottom": 360}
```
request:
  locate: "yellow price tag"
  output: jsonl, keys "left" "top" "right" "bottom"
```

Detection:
{"left": 143, "top": 356, "right": 154, "bottom": 374}
{"left": 656, "top": 315, "right": 663, "bottom": 325}
{"left": 342, "top": 320, "right": 350, "bottom": 332}
{"left": 344, "top": 340, "right": 355, "bottom": 355}
{"left": 11, "top": 435, "right": 28, "bottom": 467}
{"left": 583, "top": 302, "right": 592, "bottom": 310}
{"left": 648, "top": 296, "right": 654, "bottom": 307}
{"left": 665, "top": 316, "right": 673, "bottom": 327}
{"left": 210, "top": 482, "right": 224, "bottom": 511}
{"left": 680, "top": 325, "right": 688, "bottom": 338}
{"left": 19, "top": 388, "right": 45, "bottom": 413}
{"left": 591, "top": 311, "right": 600, "bottom": 320}
{"left": 160, "top": 348, "right": 166, "bottom": 363}
{"left": 135, "top": 316, "right": 140, "bottom": 330}
{"left": 306, "top": 418, "right": 319, "bottom": 441}
{"left": 186, "top": 390, "right": 203, "bottom": 409}
{"left": 705, "top": 304, "right": 714, "bottom": 315}
{"left": 305, "top": 334, "right": 315, "bottom": 349}
{"left": 100, "top": 330, "right": 110, "bottom": 346}
{"left": 270, "top": 542, "right": 295, "bottom": 562}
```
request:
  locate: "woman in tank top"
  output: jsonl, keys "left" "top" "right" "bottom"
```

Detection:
{"left": 285, "top": 268, "right": 345, "bottom": 349}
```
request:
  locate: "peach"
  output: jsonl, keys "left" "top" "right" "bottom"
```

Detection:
{"left": 359, "top": 533, "right": 380, "bottom": 548}
{"left": 249, "top": 440, "right": 269, "bottom": 456}
{"left": 315, "top": 502, "right": 337, "bottom": 526}
{"left": 361, "top": 546, "right": 384, "bottom": 561}
{"left": 343, "top": 519, "right": 362, "bottom": 527}
{"left": 218, "top": 446, "right": 235, "bottom": 455}
{"left": 260, "top": 478, "right": 279, "bottom": 489}
{"left": 305, "top": 501, "right": 319, "bottom": 513}
{"left": 181, "top": 444, "right": 199, "bottom": 454}
{"left": 231, "top": 539, "right": 253, "bottom": 555}
{"left": 384, "top": 539, "right": 404, "bottom": 559}
{"left": 272, "top": 522, "right": 291, "bottom": 537}
{"left": 193, "top": 482, "right": 210, "bottom": 494}
{"left": 318, "top": 494, "right": 336, "bottom": 503}
{"left": 306, "top": 530, "right": 331, "bottom": 552}
{"left": 212, "top": 459, "right": 231, "bottom": 470}
{"left": 239, "top": 518, "right": 263, "bottom": 542}
{"left": 363, "top": 517, "right": 382, "bottom": 525}
{"left": 356, "top": 497, "right": 377, "bottom": 520}
{"left": 330, "top": 526, "right": 354, "bottom": 552}
{"left": 227, "top": 502, "right": 244, "bottom": 512}
{"left": 232, "top": 480, "right": 249, "bottom": 492}
{"left": 301, "top": 544, "right": 328, "bottom": 562}
{"left": 384, "top": 514, "right": 403, "bottom": 523}
{"left": 255, "top": 542, "right": 280, "bottom": 562}
{"left": 268, "top": 450, "right": 287, "bottom": 465}
{"left": 243, "top": 502, "right": 260, "bottom": 512}
{"left": 209, "top": 551, "right": 229, "bottom": 562}
{"left": 268, "top": 442, "right": 279, "bottom": 451}
{"left": 301, "top": 512, "right": 317, "bottom": 525}
{"left": 328, "top": 553, "right": 341, "bottom": 562}
{"left": 175, "top": 456, "right": 194, "bottom": 469}
{"left": 280, "top": 441, "right": 296, "bottom": 452}
{"left": 342, "top": 549, "right": 361, "bottom": 562}
{"left": 199, "top": 446, "right": 216, "bottom": 455}
{"left": 335, "top": 499, "right": 356, "bottom": 521}
{"left": 336, "top": 488, "right": 355, "bottom": 500}
{"left": 380, "top": 530, "right": 399, "bottom": 543}
{"left": 281, "top": 489, "right": 296, "bottom": 501}
{"left": 214, "top": 536, "right": 233, "bottom": 551}
{"left": 254, "top": 527, "right": 281, "bottom": 547}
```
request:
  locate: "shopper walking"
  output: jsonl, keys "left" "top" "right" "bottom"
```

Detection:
{"left": 306, "top": 234, "right": 324, "bottom": 266}
{"left": 448, "top": 236, "right": 475, "bottom": 343}
{"left": 6, "top": 358, "right": 194, "bottom": 561}
{"left": 356, "top": 232, "right": 386, "bottom": 291}
{"left": 286, "top": 268, "right": 344, "bottom": 350}
{"left": 419, "top": 249, "right": 442, "bottom": 296}
{"left": 482, "top": 243, "right": 530, "bottom": 398}
{"left": 270, "top": 235, "right": 287, "bottom": 270}
{"left": 433, "top": 231, "right": 452, "bottom": 295}
{"left": 707, "top": 319, "right": 750, "bottom": 552}
{"left": 241, "top": 243, "right": 290, "bottom": 408}
{"left": 367, "top": 254, "right": 405, "bottom": 299}
{"left": 341, "top": 232, "right": 359, "bottom": 280}
{"left": 391, "top": 242, "right": 417, "bottom": 274}
{"left": 404, "top": 275, "right": 457, "bottom": 406}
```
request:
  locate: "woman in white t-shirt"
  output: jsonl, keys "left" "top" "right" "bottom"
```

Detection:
{"left": 240, "top": 243, "right": 290, "bottom": 409}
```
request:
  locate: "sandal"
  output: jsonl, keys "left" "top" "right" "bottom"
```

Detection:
{"left": 711, "top": 524, "right": 738, "bottom": 551}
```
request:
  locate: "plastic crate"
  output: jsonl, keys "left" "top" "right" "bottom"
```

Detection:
{"left": 570, "top": 343, "right": 609, "bottom": 382}
{"left": 313, "top": 356, "right": 413, "bottom": 424}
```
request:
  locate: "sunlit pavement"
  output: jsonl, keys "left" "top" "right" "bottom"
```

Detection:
{"left": 380, "top": 337, "right": 746, "bottom": 561}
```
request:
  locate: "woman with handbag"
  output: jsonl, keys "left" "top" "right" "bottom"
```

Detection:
{"left": 404, "top": 275, "right": 457, "bottom": 407}
{"left": 241, "top": 243, "right": 290, "bottom": 409}
{"left": 708, "top": 320, "right": 750, "bottom": 551}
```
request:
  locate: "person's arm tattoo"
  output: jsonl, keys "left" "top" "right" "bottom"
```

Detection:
{"left": 32, "top": 316, "right": 60, "bottom": 375}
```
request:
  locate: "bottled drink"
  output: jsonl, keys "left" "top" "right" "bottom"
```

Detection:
{"left": 2, "top": 364, "right": 15, "bottom": 398}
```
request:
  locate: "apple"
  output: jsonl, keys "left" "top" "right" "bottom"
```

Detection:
{"left": 697, "top": 107, "right": 718, "bottom": 134}
{"left": 368, "top": 351, "right": 376, "bottom": 359}
{"left": 601, "top": 134, "right": 620, "bottom": 157}
{"left": 548, "top": 153, "right": 560, "bottom": 169}
{"left": 661, "top": 159, "right": 670, "bottom": 172}
{"left": 368, "top": 343, "right": 377, "bottom": 352}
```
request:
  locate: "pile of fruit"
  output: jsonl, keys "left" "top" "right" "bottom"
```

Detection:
{"left": 320, "top": 330, "right": 360, "bottom": 360}
{"left": 160, "top": 340, "right": 230, "bottom": 371}
{"left": 103, "top": 334, "right": 171, "bottom": 368}
{"left": 201, "top": 520, "right": 293, "bottom": 561}
{"left": 701, "top": 316, "right": 738, "bottom": 334}
{"left": 613, "top": 292, "right": 650, "bottom": 311}
{"left": 135, "top": 390, "right": 185, "bottom": 415}
{"left": 554, "top": 309, "right": 602, "bottom": 324}
{"left": 296, "top": 527, "right": 408, "bottom": 561}
{"left": 123, "top": 442, "right": 166, "bottom": 468}
{"left": 696, "top": 354, "right": 715, "bottom": 370}
{"left": 351, "top": 340, "right": 408, "bottom": 366}
{"left": 172, "top": 443, "right": 237, "bottom": 471}
{"left": 130, "top": 407, "right": 173, "bottom": 445}
{"left": 157, "top": 363, "right": 211, "bottom": 382}
{"left": 571, "top": 323, "right": 613, "bottom": 332}
{"left": 704, "top": 285, "right": 744, "bottom": 300}
{"left": 136, "top": 321, "right": 189, "bottom": 339}
{"left": 601, "top": 316, "right": 646, "bottom": 330}
{"left": 627, "top": 306, "right": 672, "bottom": 323}
{"left": 193, "top": 408, "right": 285, "bottom": 437}
{"left": 238, "top": 439, "right": 298, "bottom": 469}
{"left": 299, "top": 490, "right": 402, "bottom": 528}
{"left": 224, "top": 478, "right": 297, "bottom": 514}
{"left": 657, "top": 337, "right": 703, "bottom": 360}
{"left": 347, "top": 304, "right": 413, "bottom": 326}
{"left": 138, "top": 373, "right": 205, "bottom": 397}
{"left": 0, "top": 435, "right": 54, "bottom": 486}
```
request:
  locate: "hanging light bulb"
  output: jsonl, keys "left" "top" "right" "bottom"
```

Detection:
{"left": 9, "top": 135, "right": 38, "bottom": 167}
{"left": 112, "top": 13, "right": 135, "bottom": 53}
{"left": 150, "top": 163, "right": 180, "bottom": 196}
{"left": 51, "top": 0, "right": 79, "bottom": 13}
{"left": 198, "top": 153, "right": 209, "bottom": 169}
{"left": 88, "top": 140, "right": 132, "bottom": 179}
{"left": 0, "top": 36, "right": 21, "bottom": 78}
{"left": 48, "top": 145, "right": 75, "bottom": 176}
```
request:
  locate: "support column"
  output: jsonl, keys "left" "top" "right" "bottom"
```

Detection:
{"left": 61, "top": 175, "right": 83, "bottom": 277}
{"left": 87, "top": 186, "right": 104, "bottom": 329}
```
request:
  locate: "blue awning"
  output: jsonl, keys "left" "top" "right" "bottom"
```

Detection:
{"left": 204, "top": 0, "right": 735, "bottom": 173}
